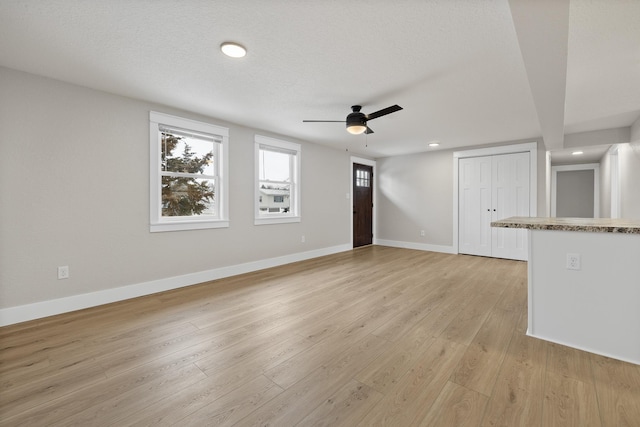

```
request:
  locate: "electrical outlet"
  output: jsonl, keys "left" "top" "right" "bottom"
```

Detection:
{"left": 420, "top": 230, "right": 425, "bottom": 237}
{"left": 57, "top": 265, "right": 70, "bottom": 280}
{"left": 301, "top": 235, "right": 306, "bottom": 243}
{"left": 566, "top": 253, "right": 581, "bottom": 270}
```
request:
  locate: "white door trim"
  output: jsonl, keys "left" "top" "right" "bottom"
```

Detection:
{"left": 609, "top": 145, "right": 620, "bottom": 218}
{"left": 350, "top": 156, "right": 376, "bottom": 247}
{"left": 453, "top": 142, "right": 538, "bottom": 255}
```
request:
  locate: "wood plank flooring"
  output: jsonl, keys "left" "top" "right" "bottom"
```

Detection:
{"left": 1, "top": 245, "right": 639, "bottom": 426}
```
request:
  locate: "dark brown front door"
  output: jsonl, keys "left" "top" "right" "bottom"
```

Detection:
{"left": 353, "top": 163, "right": 373, "bottom": 247}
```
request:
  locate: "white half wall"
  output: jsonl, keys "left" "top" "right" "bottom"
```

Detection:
{"left": 528, "top": 229, "right": 640, "bottom": 365}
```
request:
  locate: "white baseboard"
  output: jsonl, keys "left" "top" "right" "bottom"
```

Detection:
{"left": 526, "top": 330, "right": 640, "bottom": 366}
{"left": 374, "top": 239, "right": 456, "bottom": 254}
{"left": 0, "top": 244, "right": 352, "bottom": 327}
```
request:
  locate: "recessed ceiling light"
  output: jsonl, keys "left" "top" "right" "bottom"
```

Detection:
{"left": 572, "top": 151, "right": 584, "bottom": 155}
{"left": 220, "top": 42, "right": 247, "bottom": 58}
{"left": 428, "top": 141, "right": 440, "bottom": 147}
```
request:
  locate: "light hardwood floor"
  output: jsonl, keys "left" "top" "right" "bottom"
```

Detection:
{"left": 1, "top": 246, "right": 639, "bottom": 426}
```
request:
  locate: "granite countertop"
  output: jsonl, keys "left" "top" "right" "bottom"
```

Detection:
{"left": 491, "top": 217, "right": 640, "bottom": 234}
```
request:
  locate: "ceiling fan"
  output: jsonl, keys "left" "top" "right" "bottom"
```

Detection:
{"left": 303, "top": 104, "right": 403, "bottom": 135}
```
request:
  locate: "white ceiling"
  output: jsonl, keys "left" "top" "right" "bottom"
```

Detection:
{"left": 1, "top": 0, "right": 638, "bottom": 158}
{"left": 550, "top": 144, "right": 612, "bottom": 165}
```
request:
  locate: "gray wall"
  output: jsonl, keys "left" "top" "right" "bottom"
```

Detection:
{"left": 599, "top": 152, "right": 612, "bottom": 218}
{"left": 376, "top": 140, "right": 547, "bottom": 249}
{"left": 0, "top": 67, "right": 352, "bottom": 309}
{"left": 631, "top": 116, "right": 640, "bottom": 141}
{"left": 377, "top": 149, "right": 454, "bottom": 246}
{"left": 564, "top": 127, "right": 630, "bottom": 149}
{"left": 2, "top": 64, "right": 630, "bottom": 314}
{"left": 622, "top": 115, "right": 640, "bottom": 218}
{"left": 564, "top": 124, "right": 640, "bottom": 219}
{"left": 620, "top": 142, "right": 640, "bottom": 219}
{"left": 556, "top": 170, "right": 595, "bottom": 218}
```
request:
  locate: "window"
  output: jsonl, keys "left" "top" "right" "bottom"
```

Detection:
{"left": 255, "top": 135, "right": 301, "bottom": 225}
{"left": 150, "top": 111, "right": 229, "bottom": 232}
{"left": 356, "top": 169, "right": 370, "bottom": 187}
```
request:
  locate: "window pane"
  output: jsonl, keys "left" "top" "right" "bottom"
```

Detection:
{"left": 258, "top": 183, "right": 291, "bottom": 213}
{"left": 259, "top": 149, "right": 291, "bottom": 182}
{"left": 161, "top": 176, "right": 215, "bottom": 217}
{"left": 356, "top": 170, "right": 370, "bottom": 187}
{"left": 162, "top": 132, "right": 215, "bottom": 176}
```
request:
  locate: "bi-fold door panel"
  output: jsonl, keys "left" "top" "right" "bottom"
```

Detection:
{"left": 459, "top": 152, "right": 529, "bottom": 261}
{"left": 459, "top": 156, "right": 492, "bottom": 257}
{"left": 491, "top": 153, "right": 529, "bottom": 260}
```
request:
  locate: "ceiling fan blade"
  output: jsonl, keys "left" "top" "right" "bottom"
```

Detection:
{"left": 302, "top": 120, "right": 345, "bottom": 123}
{"left": 366, "top": 104, "right": 403, "bottom": 121}
{"left": 365, "top": 126, "right": 374, "bottom": 134}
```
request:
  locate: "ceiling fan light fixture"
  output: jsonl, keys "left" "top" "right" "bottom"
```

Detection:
{"left": 346, "top": 107, "right": 367, "bottom": 134}
{"left": 303, "top": 104, "right": 401, "bottom": 136}
{"left": 220, "top": 42, "right": 247, "bottom": 58}
{"left": 347, "top": 124, "right": 367, "bottom": 134}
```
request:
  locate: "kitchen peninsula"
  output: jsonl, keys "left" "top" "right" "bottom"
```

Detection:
{"left": 492, "top": 217, "right": 640, "bottom": 365}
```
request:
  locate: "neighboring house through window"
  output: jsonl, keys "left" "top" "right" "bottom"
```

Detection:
{"left": 255, "top": 135, "right": 301, "bottom": 225}
{"left": 150, "top": 111, "right": 229, "bottom": 232}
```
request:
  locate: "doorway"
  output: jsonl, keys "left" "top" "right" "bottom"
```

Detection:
{"left": 353, "top": 163, "right": 373, "bottom": 247}
{"left": 551, "top": 163, "right": 600, "bottom": 218}
{"left": 458, "top": 152, "right": 530, "bottom": 260}
{"left": 453, "top": 142, "right": 538, "bottom": 261}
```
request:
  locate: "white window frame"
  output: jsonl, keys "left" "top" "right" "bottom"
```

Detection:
{"left": 255, "top": 135, "right": 301, "bottom": 225}
{"left": 150, "top": 111, "right": 229, "bottom": 232}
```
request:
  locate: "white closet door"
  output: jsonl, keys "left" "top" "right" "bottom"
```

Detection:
{"left": 458, "top": 152, "right": 530, "bottom": 261}
{"left": 459, "top": 156, "right": 492, "bottom": 257}
{"left": 491, "top": 152, "right": 530, "bottom": 261}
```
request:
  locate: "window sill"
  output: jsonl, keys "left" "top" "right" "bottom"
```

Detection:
{"left": 254, "top": 216, "right": 301, "bottom": 226}
{"left": 150, "top": 219, "right": 229, "bottom": 233}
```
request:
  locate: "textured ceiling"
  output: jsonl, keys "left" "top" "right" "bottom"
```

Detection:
{"left": 0, "top": 0, "right": 638, "bottom": 158}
